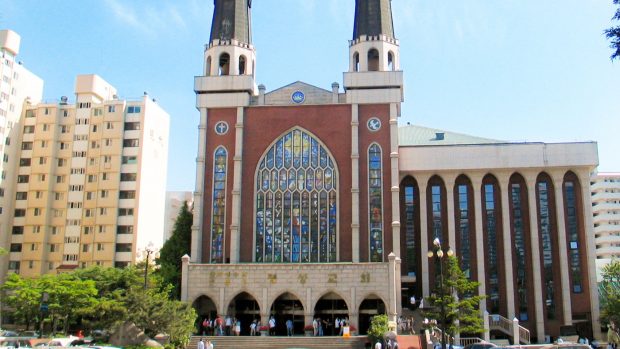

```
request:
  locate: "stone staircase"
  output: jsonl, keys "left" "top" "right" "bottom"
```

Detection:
{"left": 189, "top": 335, "right": 369, "bottom": 349}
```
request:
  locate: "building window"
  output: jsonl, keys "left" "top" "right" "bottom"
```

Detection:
{"left": 564, "top": 175, "right": 583, "bottom": 293}
{"left": 510, "top": 176, "right": 530, "bottom": 321}
{"left": 124, "top": 122, "right": 140, "bottom": 130}
{"left": 455, "top": 177, "right": 473, "bottom": 281}
{"left": 16, "top": 192, "right": 27, "bottom": 200}
{"left": 21, "top": 141, "right": 33, "bottom": 150}
{"left": 19, "top": 158, "right": 31, "bottom": 167}
{"left": 108, "top": 105, "right": 116, "bottom": 113}
{"left": 120, "top": 173, "right": 137, "bottom": 182}
{"left": 402, "top": 177, "right": 419, "bottom": 279}
{"left": 483, "top": 178, "right": 501, "bottom": 314}
{"left": 119, "top": 190, "right": 135, "bottom": 199}
{"left": 368, "top": 143, "right": 383, "bottom": 262}
{"left": 254, "top": 129, "right": 338, "bottom": 264}
{"left": 127, "top": 106, "right": 141, "bottom": 113}
{"left": 10, "top": 243, "right": 22, "bottom": 252}
{"left": 117, "top": 225, "right": 134, "bottom": 234}
{"left": 123, "top": 139, "right": 139, "bottom": 147}
{"left": 118, "top": 208, "right": 134, "bottom": 216}
{"left": 209, "top": 147, "right": 228, "bottom": 263}
{"left": 97, "top": 243, "right": 104, "bottom": 251}
{"left": 122, "top": 156, "right": 138, "bottom": 164}
{"left": 115, "top": 243, "right": 132, "bottom": 252}
{"left": 14, "top": 208, "right": 26, "bottom": 217}
{"left": 8, "top": 261, "right": 20, "bottom": 270}
{"left": 537, "top": 176, "right": 557, "bottom": 320}
{"left": 93, "top": 108, "right": 103, "bottom": 116}
{"left": 12, "top": 226, "right": 24, "bottom": 235}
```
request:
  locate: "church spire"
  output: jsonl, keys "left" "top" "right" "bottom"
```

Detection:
{"left": 353, "top": 0, "right": 395, "bottom": 40}
{"left": 210, "top": 0, "right": 252, "bottom": 45}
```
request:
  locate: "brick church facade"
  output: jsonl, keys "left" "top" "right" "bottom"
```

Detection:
{"left": 182, "top": 0, "right": 601, "bottom": 342}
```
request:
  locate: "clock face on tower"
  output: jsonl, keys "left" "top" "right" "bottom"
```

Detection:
{"left": 367, "top": 117, "right": 381, "bottom": 132}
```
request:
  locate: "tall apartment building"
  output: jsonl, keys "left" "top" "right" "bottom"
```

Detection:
{"left": 5, "top": 74, "right": 169, "bottom": 278}
{"left": 164, "top": 191, "right": 193, "bottom": 242}
{"left": 0, "top": 29, "right": 44, "bottom": 281}
{"left": 591, "top": 172, "right": 620, "bottom": 279}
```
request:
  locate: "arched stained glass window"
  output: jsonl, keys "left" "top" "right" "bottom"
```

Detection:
{"left": 368, "top": 143, "right": 383, "bottom": 262}
{"left": 255, "top": 129, "right": 338, "bottom": 263}
{"left": 211, "top": 147, "right": 227, "bottom": 263}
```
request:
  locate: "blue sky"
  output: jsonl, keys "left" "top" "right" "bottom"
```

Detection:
{"left": 3, "top": 0, "right": 619, "bottom": 191}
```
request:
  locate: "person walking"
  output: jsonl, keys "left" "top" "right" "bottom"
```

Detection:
{"left": 609, "top": 322, "right": 620, "bottom": 349}
{"left": 206, "top": 340, "right": 213, "bottom": 349}
{"left": 269, "top": 316, "right": 277, "bottom": 336}
{"left": 286, "top": 318, "right": 294, "bottom": 336}
{"left": 250, "top": 319, "right": 257, "bottom": 336}
{"left": 197, "top": 338, "right": 205, "bottom": 349}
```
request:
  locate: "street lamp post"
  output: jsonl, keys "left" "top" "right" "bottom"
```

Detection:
{"left": 427, "top": 238, "right": 454, "bottom": 349}
{"left": 144, "top": 247, "right": 153, "bottom": 290}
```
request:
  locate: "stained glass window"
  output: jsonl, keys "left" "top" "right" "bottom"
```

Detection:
{"left": 368, "top": 144, "right": 383, "bottom": 262}
{"left": 255, "top": 129, "right": 338, "bottom": 263}
{"left": 211, "top": 147, "right": 227, "bottom": 263}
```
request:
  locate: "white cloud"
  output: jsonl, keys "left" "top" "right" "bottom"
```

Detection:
{"left": 104, "top": 0, "right": 188, "bottom": 38}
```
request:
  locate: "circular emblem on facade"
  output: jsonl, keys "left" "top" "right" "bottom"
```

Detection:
{"left": 291, "top": 91, "right": 305, "bottom": 104}
{"left": 214, "top": 121, "right": 229, "bottom": 135}
{"left": 367, "top": 117, "right": 382, "bottom": 132}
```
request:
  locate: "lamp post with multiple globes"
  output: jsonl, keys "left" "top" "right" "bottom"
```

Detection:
{"left": 427, "top": 238, "right": 454, "bottom": 349}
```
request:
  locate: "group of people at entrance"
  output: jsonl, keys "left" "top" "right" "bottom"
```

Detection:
{"left": 200, "top": 316, "right": 241, "bottom": 336}
{"left": 311, "top": 317, "right": 350, "bottom": 336}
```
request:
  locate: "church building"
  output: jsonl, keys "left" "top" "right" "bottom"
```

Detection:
{"left": 181, "top": 0, "right": 601, "bottom": 342}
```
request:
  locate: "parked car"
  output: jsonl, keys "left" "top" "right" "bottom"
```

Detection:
{"left": 0, "top": 339, "right": 33, "bottom": 349}
{"left": 17, "top": 332, "right": 38, "bottom": 339}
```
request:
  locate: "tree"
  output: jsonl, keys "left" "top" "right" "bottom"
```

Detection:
{"left": 423, "top": 256, "right": 486, "bottom": 348}
{"left": 605, "top": 0, "right": 620, "bottom": 60}
{"left": 125, "top": 284, "right": 196, "bottom": 347}
{"left": 599, "top": 260, "right": 620, "bottom": 326}
{"left": 1, "top": 273, "right": 42, "bottom": 330}
{"left": 156, "top": 201, "right": 193, "bottom": 299}
{"left": 38, "top": 273, "right": 98, "bottom": 334}
{"left": 367, "top": 314, "right": 390, "bottom": 347}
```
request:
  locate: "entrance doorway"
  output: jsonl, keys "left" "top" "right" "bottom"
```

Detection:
{"left": 270, "top": 292, "right": 304, "bottom": 336}
{"left": 314, "top": 292, "right": 349, "bottom": 336}
{"left": 192, "top": 295, "right": 217, "bottom": 335}
{"left": 227, "top": 292, "right": 260, "bottom": 336}
{"left": 359, "top": 295, "right": 386, "bottom": 335}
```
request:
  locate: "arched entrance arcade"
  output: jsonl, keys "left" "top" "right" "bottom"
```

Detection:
{"left": 270, "top": 292, "right": 305, "bottom": 336}
{"left": 314, "top": 292, "right": 349, "bottom": 336}
{"left": 192, "top": 295, "right": 217, "bottom": 335}
{"left": 359, "top": 294, "right": 386, "bottom": 335}
{"left": 226, "top": 292, "right": 260, "bottom": 335}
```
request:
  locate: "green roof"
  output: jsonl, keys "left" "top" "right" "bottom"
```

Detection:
{"left": 398, "top": 124, "right": 504, "bottom": 146}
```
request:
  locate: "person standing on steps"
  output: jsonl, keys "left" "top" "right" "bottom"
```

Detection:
{"left": 286, "top": 318, "right": 294, "bottom": 336}
{"left": 269, "top": 315, "right": 277, "bottom": 336}
{"left": 197, "top": 338, "right": 205, "bottom": 349}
